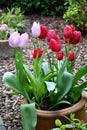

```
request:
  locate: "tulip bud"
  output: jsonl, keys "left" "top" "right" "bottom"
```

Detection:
{"left": 70, "top": 31, "right": 82, "bottom": 44}
{"left": 49, "top": 38, "right": 61, "bottom": 52}
{"left": 31, "top": 21, "right": 40, "bottom": 37}
{"left": 57, "top": 51, "right": 63, "bottom": 60}
{"left": 8, "top": 32, "right": 21, "bottom": 47}
{"left": 67, "top": 52, "right": 75, "bottom": 61}
{"left": 33, "top": 48, "right": 44, "bottom": 58}
{"left": 47, "top": 29, "right": 57, "bottom": 42}
{"left": 63, "top": 25, "right": 76, "bottom": 43}
{"left": 39, "top": 25, "right": 48, "bottom": 39}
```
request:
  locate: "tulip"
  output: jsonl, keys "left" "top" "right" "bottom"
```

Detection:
{"left": 63, "top": 25, "right": 73, "bottom": 39}
{"left": 49, "top": 38, "right": 61, "bottom": 52}
{"left": 39, "top": 25, "right": 48, "bottom": 39}
{"left": 47, "top": 29, "right": 58, "bottom": 42}
{"left": 8, "top": 32, "right": 21, "bottom": 47}
{"left": 31, "top": 21, "right": 40, "bottom": 37}
{"left": 1, "top": 24, "right": 8, "bottom": 30}
{"left": 0, "top": 26, "right": 6, "bottom": 31}
{"left": 70, "top": 31, "right": 82, "bottom": 44}
{"left": 33, "top": 48, "right": 44, "bottom": 58}
{"left": 57, "top": 51, "right": 63, "bottom": 60}
{"left": 67, "top": 52, "right": 75, "bottom": 61}
{"left": 8, "top": 32, "right": 29, "bottom": 47}
{"left": 63, "top": 25, "right": 76, "bottom": 43}
{"left": 19, "top": 32, "right": 29, "bottom": 47}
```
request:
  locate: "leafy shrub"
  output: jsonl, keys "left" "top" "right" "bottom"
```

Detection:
{"left": 0, "top": 7, "right": 25, "bottom": 33}
{"left": 5, "top": 0, "right": 65, "bottom": 16}
{"left": 52, "top": 114, "right": 87, "bottom": 130}
{"left": 63, "top": 0, "right": 87, "bottom": 34}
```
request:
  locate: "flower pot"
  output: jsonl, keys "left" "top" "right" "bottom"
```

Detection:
{"left": 0, "top": 40, "right": 14, "bottom": 58}
{"left": 36, "top": 98, "right": 86, "bottom": 130}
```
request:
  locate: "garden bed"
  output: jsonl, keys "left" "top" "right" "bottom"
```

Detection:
{"left": 0, "top": 14, "right": 87, "bottom": 130}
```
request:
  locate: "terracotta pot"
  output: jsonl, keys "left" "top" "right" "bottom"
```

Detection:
{"left": 0, "top": 40, "right": 14, "bottom": 58}
{"left": 36, "top": 98, "right": 86, "bottom": 130}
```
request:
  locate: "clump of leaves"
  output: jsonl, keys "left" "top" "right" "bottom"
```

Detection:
{"left": 63, "top": 0, "right": 87, "bottom": 34}
{"left": 0, "top": 7, "right": 25, "bottom": 33}
{"left": 52, "top": 113, "right": 87, "bottom": 130}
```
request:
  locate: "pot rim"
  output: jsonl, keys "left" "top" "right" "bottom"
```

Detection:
{"left": 36, "top": 98, "right": 86, "bottom": 117}
{"left": 0, "top": 39, "right": 8, "bottom": 42}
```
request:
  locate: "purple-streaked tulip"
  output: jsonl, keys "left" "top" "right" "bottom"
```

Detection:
{"left": 8, "top": 32, "right": 21, "bottom": 47}
{"left": 19, "top": 32, "right": 29, "bottom": 47}
{"left": 31, "top": 21, "right": 40, "bottom": 37}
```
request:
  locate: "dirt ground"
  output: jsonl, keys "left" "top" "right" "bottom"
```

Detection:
{"left": 0, "top": 14, "right": 87, "bottom": 130}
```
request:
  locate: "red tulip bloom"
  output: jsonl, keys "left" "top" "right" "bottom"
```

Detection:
{"left": 47, "top": 29, "right": 58, "bottom": 42}
{"left": 63, "top": 25, "right": 76, "bottom": 43}
{"left": 67, "top": 52, "right": 75, "bottom": 61}
{"left": 57, "top": 51, "right": 63, "bottom": 60}
{"left": 49, "top": 38, "right": 61, "bottom": 52}
{"left": 70, "top": 31, "right": 82, "bottom": 44}
{"left": 33, "top": 48, "right": 44, "bottom": 58}
{"left": 39, "top": 25, "right": 48, "bottom": 39}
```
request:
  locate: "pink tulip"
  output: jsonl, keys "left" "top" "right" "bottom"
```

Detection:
{"left": 8, "top": 32, "right": 21, "bottom": 47}
{"left": 31, "top": 21, "right": 40, "bottom": 37}
{"left": 19, "top": 32, "right": 29, "bottom": 47}
{"left": 8, "top": 32, "right": 29, "bottom": 47}
{"left": 1, "top": 24, "right": 8, "bottom": 30}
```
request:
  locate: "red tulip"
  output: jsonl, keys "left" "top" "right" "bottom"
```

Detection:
{"left": 57, "top": 51, "right": 63, "bottom": 60}
{"left": 47, "top": 29, "right": 58, "bottom": 42}
{"left": 67, "top": 52, "right": 75, "bottom": 61}
{"left": 63, "top": 25, "right": 76, "bottom": 43}
{"left": 33, "top": 48, "right": 44, "bottom": 58}
{"left": 39, "top": 25, "right": 48, "bottom": 39}
{"left": 49, "top": 38, "right": 61, "bottom": 52}
{"left": 70, "top": 31, "right": 82, "bottom": 44}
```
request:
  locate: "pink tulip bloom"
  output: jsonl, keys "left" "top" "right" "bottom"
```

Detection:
{"left": 0, "top": 26, "right": 6, "bottom": 31}
{"left": 1, "top": 24, "right": 8, "bottom": 30}
{"left": 31, "top": 21, "right": 40, "bottom": 37}
{"left": 8, "top": 32, "right": 29, "bottom": 48}
{"left": 8, "top": 32, "right": 21, "bottom": 47}
{"left": 19, "top": 32, "right": 29, "bottom": 47}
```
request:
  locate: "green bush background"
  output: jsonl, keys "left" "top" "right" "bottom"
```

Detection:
{"left": 0, "top": 0, "right": 65, "bottom": 16}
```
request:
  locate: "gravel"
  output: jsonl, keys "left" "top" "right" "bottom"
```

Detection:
{"left": 0, "top": 14, "right": 87, "bottom": 130}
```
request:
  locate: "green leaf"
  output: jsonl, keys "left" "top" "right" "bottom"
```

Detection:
{"left": 73, "top": 64, "right": 87, "bottom": 85}
{"left": 20, "top": 103, "right": 37, "bottom": 130}
{"left": 58, "top": 59, "right": 68, "bottom": 82}
{"left": 42, "top": 62, "right": 50, "bottom": 75}
{"left": 45, "top": 81, "right": 56, "bottom": 91}
{"left": 23, "top": 64, "right": 36, "bottom": 87}
{"left": 71, "top": 81, "right": 87, "bottom": 102}
{"left": 3, "top": 72, "right": 25, "bottom": 96}
{"left": 57, "top": 71, "right": 73, "bottom": 102}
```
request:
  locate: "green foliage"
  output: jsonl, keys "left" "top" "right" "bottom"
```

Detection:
{"left": 5, "top": 0, "right": 65, "bottom": 16}
{"left": 0, "top": 7, "right": 25, "bottom": 33}
{"left": 3, "top": 50, "right": 87, "bottom": 110}
{"left": 52, "top": 114, "right": 87, "bottom": 130}
{"left": 0, "top": 30, "right": 9, "bottom": 40}
{"left": 20, "top": 103, "right": 37, "bottom": 130}
{"left": 63, "top": 0, "right": 87, "bottom": 33}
